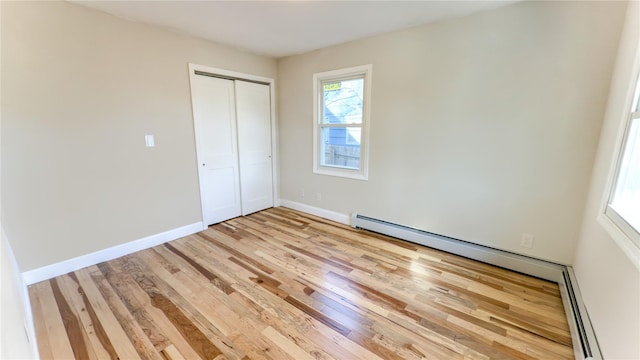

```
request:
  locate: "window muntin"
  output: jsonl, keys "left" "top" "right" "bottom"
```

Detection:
{"left": 313, "top": 65, "right": 371, "bottom": 180}
{"left": 606, "top": 73, "right": 640, "bottom": 248}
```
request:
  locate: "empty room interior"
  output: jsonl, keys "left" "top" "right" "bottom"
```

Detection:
{"left": 1, "top": 1, "right": 639, "bottom": 359}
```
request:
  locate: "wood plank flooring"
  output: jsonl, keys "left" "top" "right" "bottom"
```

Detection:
{"left": 29, "top": 207, "right": 574, "bottom": 359}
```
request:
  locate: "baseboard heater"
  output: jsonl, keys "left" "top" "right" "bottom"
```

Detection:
{"left": 351, "top": 213, "right": 602, "bottom": 360}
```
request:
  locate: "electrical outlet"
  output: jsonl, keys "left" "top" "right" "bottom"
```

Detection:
{"left": 144, "top": 134, "right": 155, "bottom": 147}
{"left": 520, "top": 233, "right": 534, "bottom": 249}
{"left": 300, "top": 188, "right": 305, "bottom": 198}
{"left": 316, "top": 192, "right": 322, "bottom": 201}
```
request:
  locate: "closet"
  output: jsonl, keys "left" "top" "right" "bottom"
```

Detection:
{"left": 190, "top": 68, "right": 274, "bottom": 225}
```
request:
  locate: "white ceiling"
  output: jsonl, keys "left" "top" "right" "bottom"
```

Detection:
{"left": 72, "top": 1, "right": 518, "bottom": 58}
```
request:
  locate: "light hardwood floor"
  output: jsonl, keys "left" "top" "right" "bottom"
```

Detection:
{"left": 29, "top": 207, "right": 574, "bottom": 359}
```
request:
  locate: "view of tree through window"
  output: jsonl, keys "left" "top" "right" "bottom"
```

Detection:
{"left": 320, "top": 78, "right": 364, "bottom": 169}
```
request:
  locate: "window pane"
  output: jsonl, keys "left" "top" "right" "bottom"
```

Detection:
{"left": 611, "top": 118, "right": 640, "bottom": 232}
{"left": 320, "top": 127, "right": 361, "bottom": 169}
{"left": 322, "top": 78, "right": 363, "bottom": 125}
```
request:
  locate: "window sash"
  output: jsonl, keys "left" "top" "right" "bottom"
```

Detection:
{"left": 605, "top": 72, "right": 640, "bottom": 251}
{"left": 319, "top": 126, "right": 363, "bottom": 170}
{"left": 320, "top": 77, "right": 364, "bottom": 126}
{"left": 605, "top": 205, "right": 640, "bottom": 247}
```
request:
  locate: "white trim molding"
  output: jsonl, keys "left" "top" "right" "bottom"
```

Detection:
{"left": 22, "top": 222, "right": 203, "bottom": 285}
{"left": 278, "top": 199, "right": 350, "bottom": 225}
{"left": 312, "top": 64, "right": 372, "bottom": 181}
{"left": 597, "top": 213, "right": 640, "bottom": 270}
{"left": 1, "top": 229, "right": 39, "bottom": 359}
{"left": 598, "top": 55, "right": 640, "bottom": 271}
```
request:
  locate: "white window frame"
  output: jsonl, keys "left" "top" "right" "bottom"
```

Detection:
{"left": 313, "top": 65, "right": 372, "bottom": 180}
{"left": 599, "top": 67, "right": 640, "bottom": 268}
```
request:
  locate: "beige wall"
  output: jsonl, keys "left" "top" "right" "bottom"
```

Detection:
{"left": 1, "top": 1, "right": 277, "bottom": 271}
{"left": 1, "top": 2, "right": 37, "bottom": 356}
{"left": 574, "top": 1, "right": 640, "bottom": 358}
{"left": 277, "top": 1, "right": 626, "bottom": 264}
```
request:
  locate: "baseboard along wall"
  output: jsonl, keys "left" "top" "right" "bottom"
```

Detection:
{"left": 278, "top": 199, "right": 351, "bottom": 225}
{"left": 22, "top": 222, "right": 203, "bottom": 286}
{"left": 23, "top": 201, "right": 334, "bottom": 285}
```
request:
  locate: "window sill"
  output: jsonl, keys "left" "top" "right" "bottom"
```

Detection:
{"left": 313, "top": 166, "right": 368, "bottom": 181}
{"left": 597, "top": 212, "right": 640, "bottom": 270}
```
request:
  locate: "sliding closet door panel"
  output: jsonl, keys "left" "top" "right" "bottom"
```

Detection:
{"left": 192, "top": 75, "right": 242, "bottom": 224}
{"left": 235, "top": 81, "right": 274, "bottom": 215}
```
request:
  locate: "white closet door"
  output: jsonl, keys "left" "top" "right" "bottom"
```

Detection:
{"left": 235, "top": 81, "right": 274, "bottom": 215}
{"left": 192, "top": 75, "right": 242, "bottom": 225}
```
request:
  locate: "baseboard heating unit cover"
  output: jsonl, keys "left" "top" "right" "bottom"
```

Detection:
{"left": 351, "top": 213, "right": 601, "bottom": 360}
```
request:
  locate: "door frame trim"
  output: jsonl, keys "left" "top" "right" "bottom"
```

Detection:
{"left": 187, "top": 63, "right": 279, "bottom": 228}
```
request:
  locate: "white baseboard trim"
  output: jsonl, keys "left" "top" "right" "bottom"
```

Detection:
{"left": 2, "top": 228, "right": 40, "bottom": 359}
{"left": 278, "top": 199, "right": 350, "bottom": 225}
{"left": 22, "top": 222, "right": 203, "bottom": 285}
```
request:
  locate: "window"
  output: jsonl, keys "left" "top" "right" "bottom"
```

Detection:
{"left": 313, "top": 65, "right": 372, "bottom": 180}
{"left": 605, "top": 72, "right": 640, "bottom": 249}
